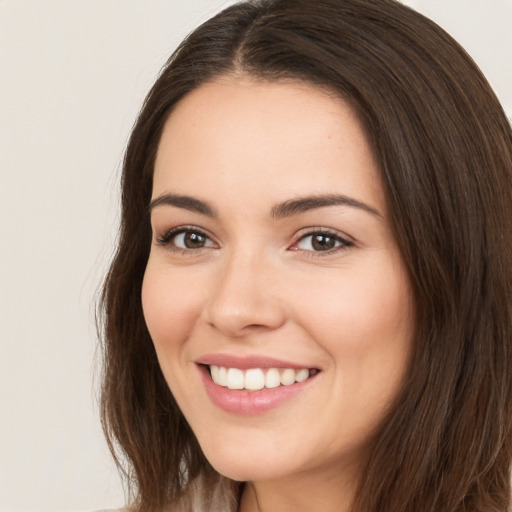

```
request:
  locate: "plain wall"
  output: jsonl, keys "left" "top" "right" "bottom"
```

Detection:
{"left": 0, "top": 1, "right": 510, "bottom": 511}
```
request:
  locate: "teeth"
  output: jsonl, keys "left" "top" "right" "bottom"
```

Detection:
{"left": 209, "top": 366, "right": 314, "bottom": 391}
{"left": 226, "top": 368, "right": 244, "bottom": 390}
{"left": 245, "top": 368, "right": 265, "bottom": 391}
{"left": 217, "top": 366, "right": 227, "bottom": 386}
{"left": 265, "top": 368, "right": 281, "bottom": 389}
{"left": 280, "top": 368, "right": 296, "bottom": 386}
{"left": 295, "top": 368, "right": 309, "bottom": 382}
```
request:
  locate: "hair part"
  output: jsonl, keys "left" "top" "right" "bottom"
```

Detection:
{"left": 98, "top": 1, "right": 512, "bottom": 510}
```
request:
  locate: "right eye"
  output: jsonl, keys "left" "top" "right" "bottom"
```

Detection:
{"left": 157, "top": 227, "right": 217, "bottom": 250}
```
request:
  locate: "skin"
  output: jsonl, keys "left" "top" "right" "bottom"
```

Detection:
{"left": 142, "top": 77, "right": 416, "bottom": 512}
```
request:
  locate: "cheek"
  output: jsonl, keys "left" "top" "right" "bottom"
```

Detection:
{"left": 141, "top": 264, "right": 203, "bottom": 360}
{"left": 295, "top": 260, "right": 414, "bottom": 396}
{"left": 301, "top": 270, "right": 411, "bottom": 346}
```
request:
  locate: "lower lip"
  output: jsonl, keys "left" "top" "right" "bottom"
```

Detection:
{"left": 198, "top": 365, "right": 318, "bottom": 415}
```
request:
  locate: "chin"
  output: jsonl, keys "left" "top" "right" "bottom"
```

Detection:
{"left": 200, "top": 441, "right": 296, "bottom": 482}
{"left": 211, "top": 461, "right": 288, "bottom": 483}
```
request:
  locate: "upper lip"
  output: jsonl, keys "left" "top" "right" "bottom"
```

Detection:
{"left": 195, "top": 353, "right": 316, "bottom": 370}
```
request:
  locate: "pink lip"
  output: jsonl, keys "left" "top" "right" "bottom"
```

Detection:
{"left": 196, "top": 359, "right": 319, "bottom": 416}
{"left": 196, "top": 353, "right": 313, "bottom": 370}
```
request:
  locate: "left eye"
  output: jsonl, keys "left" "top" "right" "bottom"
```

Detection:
{"left": 157, "top": 227, "right": 217, "bottom": 250}
{"left": 172, "top": 230, "right": 215, "bottom": 249}
{"left": 295, "top": 232, "right": 349, "bottom": 252}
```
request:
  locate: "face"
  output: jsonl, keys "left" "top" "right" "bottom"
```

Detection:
{"left": 142, "top": 78, "right": 415, "bottom": 485}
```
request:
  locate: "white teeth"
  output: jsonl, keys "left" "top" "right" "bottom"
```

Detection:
{"left": 226, "top": 368, "right": 244, "bottom": 390}
{"left": 280, "top": 368, "right": 296, "bottom": 386}
{"left": 210, "top": 365, "right": 220, "bottom": 382}
{"left": 295, "top": 368, "right": 309, "bottom": 382}
{"left": 209, "top": 365, "right": 314, "bottom": 390}
{"left": 210, "top": 365, "right": 228, "bottom": 386}
{"left": 265, "top": 368, "right": 281, "bottom": 389}
{"left": 217, "top": 366, "right": 228, "bottom": 386}
{"left": 244, "top": 368, "right": 265, "bottom": 391}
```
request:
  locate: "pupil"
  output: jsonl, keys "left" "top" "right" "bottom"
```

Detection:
{"left": 184, "top": 232, "right": 205, "bottom": 248}
{"left": 312, "top": 234, "right": 335, "bottom": 251}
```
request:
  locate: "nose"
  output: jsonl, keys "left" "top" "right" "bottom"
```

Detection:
{"left": 203, "top": 250, "right": 287, "bottom": 338}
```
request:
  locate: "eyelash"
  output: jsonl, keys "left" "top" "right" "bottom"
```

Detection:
{"left": 155, "top": 226, "right": 353, "bottom": 257}
{"left": 156, "top": 226, "right": 215, "bottom": 252}
{"left": 291, "top": 228, "right": 354, "bottom": 257}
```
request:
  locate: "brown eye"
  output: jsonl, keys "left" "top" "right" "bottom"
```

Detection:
{"left": 182, "top": 231, "right": 208, "bottom": 248}
{"left": 157, "top": 228, "right": 216, "bottom": 250}
{"left": 295, "top": 231, "right": 352, "bottom": 253}
{"left": 311, "top": 234, "right": 337, "bottom": 251}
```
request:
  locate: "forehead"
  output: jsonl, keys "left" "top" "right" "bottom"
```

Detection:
{"left": 153, "top": 78, "right": 384, "bottom": 214}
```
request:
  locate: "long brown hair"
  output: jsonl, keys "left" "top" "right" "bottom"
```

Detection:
{"left": 98, "top": 0, "right": 512, "bottom": 510}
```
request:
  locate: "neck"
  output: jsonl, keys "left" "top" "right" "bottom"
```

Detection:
{"left": 238, "top": 462, "right": 359, "bottom": 512}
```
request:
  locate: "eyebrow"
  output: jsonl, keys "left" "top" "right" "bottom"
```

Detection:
{"left": 270, "top": 194, "right": 382, "bottom": 219}
{"left": 149, "top": 192, "right": 382, "bottom": 219}
{"left": 149, "top": 194, "right": 217, "bottom": 217}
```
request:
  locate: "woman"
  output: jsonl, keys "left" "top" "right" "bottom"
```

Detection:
{"left": 98, "top": 0, "right": 512, "bottom": 511}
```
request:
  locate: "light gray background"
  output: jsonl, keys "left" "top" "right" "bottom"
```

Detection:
{"left": 0, "top": 1, "right": 510, "bottom": 511}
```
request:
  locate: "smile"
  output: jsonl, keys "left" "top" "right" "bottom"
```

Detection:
{"left": 196, "top": 357, "right": 321, "bottom": 415}
{"left": 209, "top": 365, "right": 318, "bottom": 391}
